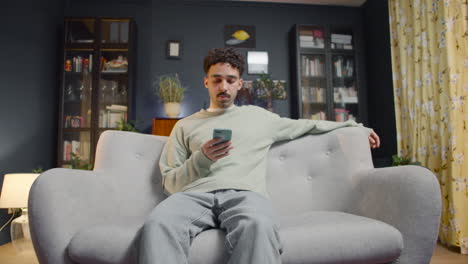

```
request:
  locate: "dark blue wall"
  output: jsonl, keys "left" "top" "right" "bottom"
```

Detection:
{"left": 149, "top": 1, "right": 366, "bottom": 131}
{"left": 0, "top": 0, "right": 64, "bottom": 245}
{"left": 363, "top": 0, "right": 397, "bottom": 167}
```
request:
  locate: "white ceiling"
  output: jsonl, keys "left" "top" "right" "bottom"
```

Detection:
{"left": 237, "top": 0, "right": 367, "bottom": 7}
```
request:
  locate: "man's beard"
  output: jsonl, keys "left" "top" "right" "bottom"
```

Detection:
{"left": 216, "top": 99, "right": 232, "bottom": 108}
{"left": 216, "top": 93, "right": 232, "bottom": 108}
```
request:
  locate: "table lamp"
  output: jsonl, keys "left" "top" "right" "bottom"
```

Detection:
{"left": 0, "top": 173, "right": 40, "bottom": 252}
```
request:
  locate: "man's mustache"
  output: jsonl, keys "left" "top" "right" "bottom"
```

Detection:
{"left": 217, "top": 92, "right": 230, "bottom": 98}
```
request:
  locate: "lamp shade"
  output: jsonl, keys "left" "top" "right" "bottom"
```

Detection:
{"left": 0, "top": 173, "right": 40, "bottom": 208}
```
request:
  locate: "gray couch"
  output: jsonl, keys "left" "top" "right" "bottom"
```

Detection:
{"left": 29, "top": 128, "right": 441, "bottom": 264}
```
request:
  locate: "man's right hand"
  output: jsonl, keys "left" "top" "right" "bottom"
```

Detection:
{"left": 202, "top": 138, "right": 233, "bottom": 161}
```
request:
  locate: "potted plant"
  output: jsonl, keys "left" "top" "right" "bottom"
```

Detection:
{"left": 116, "top": 118, "right": 140, "bottom": 132}
{"left": 70, "top": 152, "right": 94, "bottom": 170}
{"left": 154, "top": 73, "right": 186, "bottom": 118}
{"left": 252, "top": 74, "right": 287, "bottom": 112}
{"left": 391, "top": 154, "right": 422, "bottom": 166}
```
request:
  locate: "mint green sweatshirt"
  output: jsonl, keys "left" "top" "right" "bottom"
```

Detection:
{"left": 159, "top": 105, "right": 370, "bottom": 197}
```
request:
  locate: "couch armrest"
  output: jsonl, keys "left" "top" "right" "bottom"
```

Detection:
{"left": 346, "top": 166, "right": 441, "bottom": 264}
{"left": 29, "top": 167, "right": 165, "bottom": 264}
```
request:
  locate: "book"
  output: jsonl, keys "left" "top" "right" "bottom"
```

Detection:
{"left": 110, "top": 22, "right": 119, "bottom": 43}
{"left": 89, "top": 54, "right": 93, "bottom": 72}
{"left": 99, "top": 110, "right": 108, "bottom": 128}
{"left": 303, "top": 57, "right": 309, "bottom": 76}
{"left": 120, "top": 21, "right": 129, "bottom": 43}
{"left": 108, "top": 111, "right": 125, "bottom": 128}
{"left": 331, "top": 33, "right": 352, "bottom": 44}
{"left": 81, "top": 141, "right": 90, "bottom": 160}
{"left": 335, "top": 59, "right": 343, "bottom": 77}
{"left": 331, "top": 37, "right": 352, "bottom": 44}
{"left": 300, "top": 41, "right": 317, "bottom": 48}
{"left": 299, "top": 30, "right": 313, "bottom": 36}
{"left": 299, "top": 36, "right": 314, "bottom": 42}
{"left": 106, "top": 104, "right": 128, "bottom": 112}
{"left": 336, "top": 87, "right": 358, "bottom": 103}
{"left": 310, "top": 111, "right": 326, "bottom": 120}
{"left": 64, "top": 140, "right": 71, "bottom": 161}
{"left": 71, "top": 140, "right": 80, "bottom": 156}
{"left": 302, "top": 87, "right": 309, "bottom": 103}
{"left": 312, "top": 29, "right": 323, "bottom": 38}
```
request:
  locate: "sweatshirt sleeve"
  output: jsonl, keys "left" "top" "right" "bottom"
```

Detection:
{"left": 263, "top": 109, "right": 372, "bottom": 142}
{"left": 159, "top": 123, "right": 215, "bottom": 195}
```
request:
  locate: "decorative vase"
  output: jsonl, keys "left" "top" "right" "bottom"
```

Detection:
{"left": 164, "top": 102, "right": 181, "bottom": 118}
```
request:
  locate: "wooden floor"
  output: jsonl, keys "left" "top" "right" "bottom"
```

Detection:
{"left": 0, "top": 242, "right": 467, "bottom": 264}
{"left": 0, "top": 242, "right": 38, "bottom": 264}
{"left": 431, "top": 243, "right": 468, "bottom": 264}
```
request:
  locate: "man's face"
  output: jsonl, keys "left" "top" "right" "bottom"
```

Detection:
{"left": 204, "top": 62, "right": 243, "bottom": 109}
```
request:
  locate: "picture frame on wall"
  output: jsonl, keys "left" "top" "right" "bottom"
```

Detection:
{"left": 247, "top": 51, "right": 268, "bottom": 74}
{"left": 224, "top": 25, "right": 256, "bottom": 48}
{"left": 166, "top": 40, "right": 181, "bottom": 59}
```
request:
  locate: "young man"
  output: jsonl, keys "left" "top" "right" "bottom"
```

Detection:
{"left": 139, "top": 48, "right": 380, "bottom": 264}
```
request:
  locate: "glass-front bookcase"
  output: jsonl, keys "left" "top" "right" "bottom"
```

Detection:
{"left": 290, "top": 24, "right": 365, "bottom": 123}
{"left": 58, "top": 17, "right": 135, "bottom": 168}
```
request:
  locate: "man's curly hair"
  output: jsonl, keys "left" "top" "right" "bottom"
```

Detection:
{"left": 203, "top": 48, "right": 245, "bottom": 76}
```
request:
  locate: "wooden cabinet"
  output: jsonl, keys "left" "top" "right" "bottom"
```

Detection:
{"left": 57, "top": 17, "right": 135, "bottom": 168}
{"left": 289, "top": 24, "right": 367, "bottom": 124}
{"left": 152, "top": 118, "right": 180, "bottom": 136}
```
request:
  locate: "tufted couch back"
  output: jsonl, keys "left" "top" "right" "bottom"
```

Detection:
{"left": 93, "top": 131, "right": 169, "bottom": 225}
{"left": 93, "top": 127, "right": 372, "bottom": 221}
{"left": 266, "top": 126, "right": 373, "bottom": 217}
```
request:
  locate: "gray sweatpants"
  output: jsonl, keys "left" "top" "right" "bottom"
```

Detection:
{"left": 138, "top": 189, "right": 283, "bottom": 264}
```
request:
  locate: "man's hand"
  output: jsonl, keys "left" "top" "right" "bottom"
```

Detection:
{"left": 369, "top": 130, "right": 380, "bottom": 149}
{"left": 202, "top": 138, "right": 233, "bottom": 161}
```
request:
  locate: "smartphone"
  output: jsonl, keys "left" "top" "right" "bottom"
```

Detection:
{"left": 213, "top": 129, "right": 232, "bottom": 144}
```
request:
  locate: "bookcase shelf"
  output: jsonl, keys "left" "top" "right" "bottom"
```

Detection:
{"left": 304, "top": 102, "right": 327, "bottom": 105}
{"left": 303, "top": 76, "right": 327, "bottom": 80}
{"left": 63, "top": 128, "right": 91, "bottom": 132}
{"left": 57, "top": 17, "right": 135, "bottom": 168}
{"left": 300, "top": 48, "right": 326, "bottom": 54}
{"left": 65, "top": 45, "right": 95, "bottom": 50}
{"left": 331, "top": 50, "right": 355, "bottom": 55}
{"left": 290, "top": 24, "right": 367, "bottom": 123}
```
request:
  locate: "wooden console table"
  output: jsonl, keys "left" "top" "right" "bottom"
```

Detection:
{"left": 152, "top": 118, "right": 180, "bottom": 136}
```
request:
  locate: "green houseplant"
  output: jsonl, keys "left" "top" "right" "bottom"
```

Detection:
{"left": 154, "top": 73, "right": 186, "bottom": 118}
{"left": 391, "top": 154, "right": 422, "bottom": 166}
{"left": 252, "top": 73, "right": 287, "bottom": 112}
{"left": 70, "top": 152, "right": 94, "bottom": 170}
{"left": 116, "top": 118, "right": 139, "bottom": 132}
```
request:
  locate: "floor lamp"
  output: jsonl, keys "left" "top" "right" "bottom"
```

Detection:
{"left": 0, "top": 173, "right": 40, "bottom": 252}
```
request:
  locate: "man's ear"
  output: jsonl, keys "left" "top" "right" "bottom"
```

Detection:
{"left": 204, "top": 76, "right": 208, "bottom": 88}
{"left": 238, "top": 79, "right": 243, "bottom": 90}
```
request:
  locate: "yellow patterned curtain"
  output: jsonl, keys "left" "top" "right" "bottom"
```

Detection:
{"left": 388, "top": 0, "right": 467, "bottom": 253}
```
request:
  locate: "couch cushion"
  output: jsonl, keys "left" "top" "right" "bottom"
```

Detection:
{"left": 68, "top": 225, "right": 140, "bottom": 264}
{"left": 279, "top": 211, "right": 403, "bottom": 264}
{"left": 68, "top": 212, "right": 402, "bottom": 264}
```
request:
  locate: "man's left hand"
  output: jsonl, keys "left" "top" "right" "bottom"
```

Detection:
{"left": 369, "top": 130, "right": 380, "bottom": 149}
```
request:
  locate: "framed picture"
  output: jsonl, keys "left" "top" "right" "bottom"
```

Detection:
{"left": 247, "top": 51, "right": 268, "bottom": 74}
{"left": 224, "top": 25, "right": 256, "bottom": 48}
{"left": 166, "top": 40, "right": 181, "bottom": 59}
